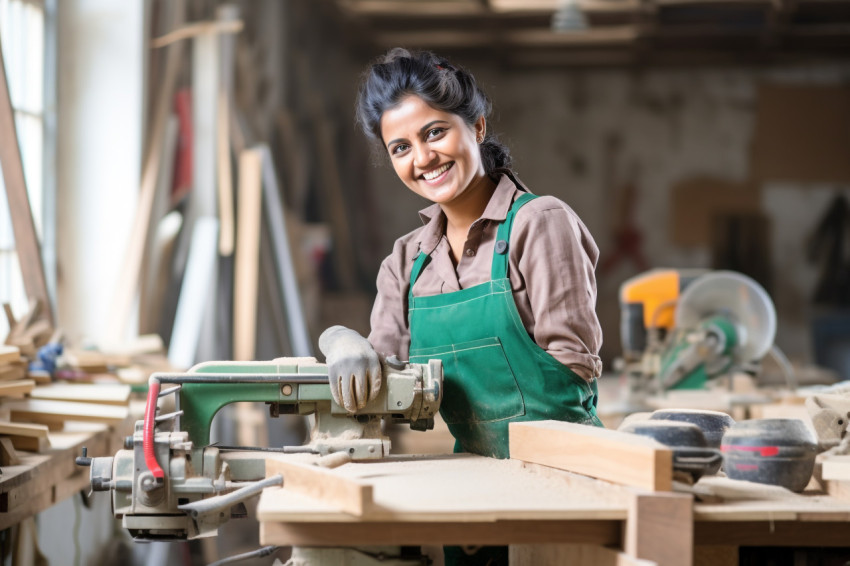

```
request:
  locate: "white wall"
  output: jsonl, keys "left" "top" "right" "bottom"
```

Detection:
{"left": 55, "top": 0, "right": 146, "bottom": 345}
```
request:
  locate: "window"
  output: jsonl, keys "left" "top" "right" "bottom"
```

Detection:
{"left": 0, "top": 0, "right": 54, "bottom": 337}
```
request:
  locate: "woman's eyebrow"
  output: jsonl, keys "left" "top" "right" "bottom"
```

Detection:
{"left": 386, "top": 120, "right": 451, "bottom": 149}
{"left": 419, "top": 120, "right": 449, "bottom": 134}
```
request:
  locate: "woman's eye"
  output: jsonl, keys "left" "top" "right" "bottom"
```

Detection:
{"left": 391, "top": 144, "right": 409, "bottom": 155}
{"left": 426, "top": 128, "right": 445, "bottom": 140}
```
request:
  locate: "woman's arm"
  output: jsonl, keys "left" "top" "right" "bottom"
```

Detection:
{"left": 368, "top": 239, "right": 413, "bottom": 360}
{"left": 510, "top": 197, "right": 603, "bottom": 381}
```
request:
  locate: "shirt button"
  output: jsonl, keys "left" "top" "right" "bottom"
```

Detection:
{"left": 465, "top": 249, "right": 475, "bottom": 257}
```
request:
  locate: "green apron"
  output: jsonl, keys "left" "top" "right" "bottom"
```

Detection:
{"left": 408, "top": 191, "right": 603, "bottom": 461}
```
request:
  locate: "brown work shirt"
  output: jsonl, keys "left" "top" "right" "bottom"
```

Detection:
{"left": 368, "top": 174, "right": 603, "bottom": 382}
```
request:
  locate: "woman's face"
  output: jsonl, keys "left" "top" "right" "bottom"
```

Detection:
{"left": 380, "top": 95, "right": 486, "bottom": 206}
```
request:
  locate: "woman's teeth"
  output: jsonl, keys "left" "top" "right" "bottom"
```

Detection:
{"left": 423, "top": 162, "right": 452, "bottom": 181}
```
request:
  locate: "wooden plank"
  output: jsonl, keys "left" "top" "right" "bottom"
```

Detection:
{"left": 509, "top": 421, "right": 673, "bottom": 491}
{"left": 625, "top": 492, "right": 693, "bottom": 566}
{"left": 151, "top": 19, "right": 243, "bottom": 49}
{"left": 265, "top": 456, "right": 374, "bottom": 516}
{"left": 0, "top": 421, "right": 50, "bottom": 439}
{"left": 29, "top": 383, "right": 131, "bottom": 406}
{"left": 822, "top": 455, "right": 850, "bottom": 481}
{"left": 2, "top": 303, "right": 15, "bottom": 329}
{"left": 4, "top": 436, "right": 48, "bottom": 453}
{"left": 233, "top": 148, "right": 263, "bottom": 361}
{"left": 0, "top": 363, "right": 26, "bottom": 381}
{"left": 0, "top": 380, "right": 35, "bottom": 397}
{"left": 258, "top": 454, "right": 629, "bottom": 523}
{"left": 216, "top": 5, "right": 238, "bottom": 257}
{"left": 0, "top": 35, "right": 52, "bottom": 325}
{"left": 0, "top": 346, "right": 20, "bottom": 364}
{"left": 4, "top": 399, "right": 129, "bottom": 426}
{"left": 0, "top": 437, "right": 20, "bottom": 466}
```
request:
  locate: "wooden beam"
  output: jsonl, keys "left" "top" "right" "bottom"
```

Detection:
{"left": 4, "top": 399, "right": 129, "bottom": 427}
{"left": 151, "top": 19, "right": 243, "bottom": 49}
{"left": 216, "top": 5, "right": 238, "bottom": 258}
{"left": 509, "top": 421, "right": 673, "bottom": 491}
{"left": 489, "top": 0, "right": 559, "bottom": 13}
{"left": 233, "top": 148, "right": 263, "bottom": 361}
{"left": 0, "top": 33, "right": 52, "bottom": 325}
{"left": 265, "top": 456, "right": 374, "bottom": 516}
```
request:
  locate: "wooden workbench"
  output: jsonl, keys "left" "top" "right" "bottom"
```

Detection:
{"left": 0, "top": 416, "right": 132, "bottom": 530}
{"left": 256, "top": 453, "right": 850, "bottom": 566}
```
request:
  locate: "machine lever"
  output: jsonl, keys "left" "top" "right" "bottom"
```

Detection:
{"left": 155, "top": 410, "right": 184, "bottom": 423}
{"left": 75, "top": 446, "right": 92, "bottom": 467}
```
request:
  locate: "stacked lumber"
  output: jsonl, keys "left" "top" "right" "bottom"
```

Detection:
{"left": 0, "top": 303, "right": 165, "bottom": 459}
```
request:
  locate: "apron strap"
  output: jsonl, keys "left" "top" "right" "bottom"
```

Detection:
{"left": 491, "top": 192, "right": 537, "bottom": 280}
{"left": 408, "top": 251, "right": 431, "bottom": 302}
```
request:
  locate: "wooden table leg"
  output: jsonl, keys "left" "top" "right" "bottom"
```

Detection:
{"left": 625, "top": 492, "right": 693, "bottom": 566}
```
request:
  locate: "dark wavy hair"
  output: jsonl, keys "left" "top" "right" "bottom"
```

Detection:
{"left": 355, "top": 48, "right": 512, "bottom": 176}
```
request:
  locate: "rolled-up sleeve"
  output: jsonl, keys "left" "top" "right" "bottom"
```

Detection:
{"left": 510, "top": 199, "right": 603, "bottom": 381}
{"left": 368, "top": 239, "right": 412, "bottom": 360}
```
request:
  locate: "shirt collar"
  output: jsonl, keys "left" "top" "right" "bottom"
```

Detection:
{"left": 414, "top": 174, "right": 521, "bottom": 255}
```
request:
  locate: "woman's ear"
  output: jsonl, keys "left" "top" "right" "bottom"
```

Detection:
{"left": 475, "top": 116, "right": 486, "bottom": 143}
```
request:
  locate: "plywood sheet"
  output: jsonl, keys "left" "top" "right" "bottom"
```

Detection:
{"left": 258, "top": 454, "right": 630, "bottom": 523}
{"left": 28, "top": 383, "right": 131, "bottom": 405}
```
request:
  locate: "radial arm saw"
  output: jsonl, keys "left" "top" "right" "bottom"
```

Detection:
{"left": 619, "top": 269, "right": 777, "bottom": 397}
{"left": 77, "top": 356, "right": 442, "bottom": 541}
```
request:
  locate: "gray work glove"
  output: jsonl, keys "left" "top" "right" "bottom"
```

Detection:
{"left": 318, "top": 325, "right": 382, "bottom": 412}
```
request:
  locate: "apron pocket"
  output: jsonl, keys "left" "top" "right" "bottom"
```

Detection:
{"left": 410, "top": 337, "right": 526, "bottom": 425}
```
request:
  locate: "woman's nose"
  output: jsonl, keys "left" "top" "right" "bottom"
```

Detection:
{"left": 412, "top": 143, "right": 436, "bottom": 169}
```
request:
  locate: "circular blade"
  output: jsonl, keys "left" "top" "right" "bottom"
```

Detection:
{"left": 675, "top": 271, "right": 776, "bottom": 361}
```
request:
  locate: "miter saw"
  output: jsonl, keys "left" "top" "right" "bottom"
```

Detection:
{"left": 618, "top": 269, "right": 777, "bottom": 398}
{"left": 76, "top": 356, "right": 442, "bottom": 543}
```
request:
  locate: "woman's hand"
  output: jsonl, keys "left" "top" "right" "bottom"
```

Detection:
{"left": 318, "top": 326, "right": 383, "bottom": 412}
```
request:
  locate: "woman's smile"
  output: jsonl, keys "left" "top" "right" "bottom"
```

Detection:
{"left": 422, "top": 162, "right": 454, "bottom": 183}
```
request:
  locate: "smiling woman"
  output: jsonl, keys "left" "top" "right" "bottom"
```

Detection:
{"left": 316, "top": 47, "right": 606, "bottom": 565}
